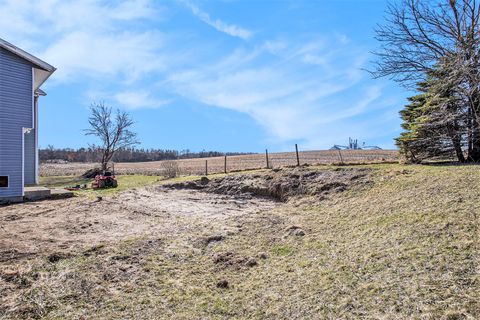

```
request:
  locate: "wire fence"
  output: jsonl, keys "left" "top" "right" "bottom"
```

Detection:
{"left": 40, "top": 149, "right": 399, "bottom": 177}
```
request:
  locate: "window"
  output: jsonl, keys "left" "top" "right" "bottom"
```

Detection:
{"left": 0, "top": 176, "right": 8, "bottom": 188}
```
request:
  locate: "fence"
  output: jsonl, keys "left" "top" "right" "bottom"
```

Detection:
{"left": 179, "top": 149, "right": 399, "bottom": 176}
{"left": 40, "top": 148, "right": 399, "bottom": 177}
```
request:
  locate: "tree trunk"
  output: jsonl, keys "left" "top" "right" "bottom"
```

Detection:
{"left": 451, "top": 133, "right": 466, "bottom": 163}
{"left": 468, "top": 120, "right": 480, "bottom": 162}
{"left": 101, "top": 149, "right": 109, "bottom": 172}
{"left": 101, "top": 161, "right": 108, "bottom": 172}
{"left": 467, "top": 97, "right": 480, "bottom": 162}
{"left": 453, "top": 139, "right": 466, "bottom": 162}
{"left": 446, "top": 120, "right": 465, "bottom": 162}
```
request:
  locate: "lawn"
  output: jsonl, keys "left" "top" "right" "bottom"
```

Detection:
{"left": 39, "top": 169, "right": 268, "bottom": 197}
{"left": 2, "top": 163, "right": 479, "bottom": 319}
{"left": 39, "top": 174, "right": 164, "bottom": 196}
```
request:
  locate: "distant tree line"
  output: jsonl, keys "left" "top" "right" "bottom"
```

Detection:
{"left": 372, "top": 0, "right": 480, "bottom": 163}
{"left": 39, "top": 145, "right": 253, "bottom": 163}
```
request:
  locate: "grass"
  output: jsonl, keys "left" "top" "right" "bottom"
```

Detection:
{"left": 40, "top": 174, "right": 164, "bottom": 197}
{"left": 39, "top": 175, "right": 92, "bottom": 188}
{"left": 39, "top": 168, "right": 268, "bottom": 198}
{"left": 271, "top": 244, "right": 295, "bottom": 257}
{"left": 4, "top": 163, "right": 480, "bottom": 319}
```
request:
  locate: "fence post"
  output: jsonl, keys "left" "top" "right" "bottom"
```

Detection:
{"left": 205, "top": 160, "right": 208, "bottom": 176}
{"left": 224, "top": 155, "right": 227, "bottom": 174}
{"left": 295, "top": 144, "right": 300, "bottom": 166}
{"left": 337, "top": 149, "right": 344, "bottom": 164}
{"left": 265, "top": 149, "right": 270, "bottom": 169}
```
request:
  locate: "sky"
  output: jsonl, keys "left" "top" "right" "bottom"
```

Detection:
{"left": 0, "top": 0, "right": 409, "bottom": 152}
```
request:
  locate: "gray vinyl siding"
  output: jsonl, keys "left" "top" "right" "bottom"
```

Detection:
{"left": 24, "top": 129, "right": 35, "bottom": 185}
{"left": 0, "top": 47, "right": 34, "bottom": 198}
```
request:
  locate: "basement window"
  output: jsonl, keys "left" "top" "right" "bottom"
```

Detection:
{"left": 0, "top": 176, "right": 8, "bottom": 188}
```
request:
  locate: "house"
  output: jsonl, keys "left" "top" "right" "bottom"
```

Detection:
{"left": 0, "top": 38, "right": 56, "bottom": 203}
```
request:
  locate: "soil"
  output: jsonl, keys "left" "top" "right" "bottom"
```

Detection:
{"left": 0, "top": 167, "right": 368, "bottom": 263}
{"left": 0, "top": 167, "right": 372, "bottom": 319}
{"left": 1, "top": 165, "right": 476, "bottom": 319}
{"left": 81, "top": 168, "right": 102, "bottom": 178}
{"left": 164, "top": 166, "right": 371, "bottom": 201}
{"left": 0, "top": 187, "right": 277, "bottom": 263}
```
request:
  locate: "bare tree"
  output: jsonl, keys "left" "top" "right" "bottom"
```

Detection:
{"left": 372, "top": 0, "right": 480, "bottom": 161}
{"left": 46, "top": 144, "right": 55, "bottom": 160}
{"left": 161, "top": 160, "right": 180, "bottom": 178}
{"left": 85, "top": 103, "right": 138, "bottom": 171}
{"left": 372, "top": 0, "right": 479, "bottom": 82}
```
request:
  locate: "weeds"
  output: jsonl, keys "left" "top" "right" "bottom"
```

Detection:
{"left": 2, "top": 164, "right": 479, "bottom": 319}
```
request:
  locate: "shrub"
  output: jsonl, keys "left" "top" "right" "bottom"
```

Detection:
{"left": 161, "top": 160, "right": 180, "bottom": 178}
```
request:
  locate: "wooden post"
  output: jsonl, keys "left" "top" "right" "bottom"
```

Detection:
{"left": 295, "top": 144, "right": 300, "bottom": 166}
{"left": 265, "top": 149, "right": 270, "bottom": 169}
{"left": 205, "top": 160, "right": 208, "bottom": 176}
{"left": 337, "top": 149, "right": 344, "bottom": 163}
{"left": 224, "top": 155, "right": 227, "bottom": 174}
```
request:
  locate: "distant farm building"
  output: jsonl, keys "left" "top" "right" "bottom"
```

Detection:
{"left": 330, "top": 138, "right": 382, "bottom": 150}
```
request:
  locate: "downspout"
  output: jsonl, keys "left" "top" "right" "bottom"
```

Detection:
{"left": 34, "top": 95, "right": 39, "bottom": 184}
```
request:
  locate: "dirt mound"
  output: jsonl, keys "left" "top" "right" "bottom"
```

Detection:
{"left": 213, "top": 252, "right": 258, "bottom": 270}
{"left": 164, "top": 167, "right": 371, "bottom": 201}
{"left": 81, "top": 168, "right": 102, "bottom": 178}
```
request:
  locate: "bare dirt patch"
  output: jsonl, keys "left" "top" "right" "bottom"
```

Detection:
{"left": 0, "top": 176, "right": 281, "bottom": 319}
{"left": 0, "top": 167, "right": 369, "bottom": 267}
{"left": 164, "top": 166, "right": 371, "bottom": 201}
{"left": 0, "top": 187, "right": 277, "bottom": 263}
{"left": 0, "top": 166, "right": 370, "bottom": 319}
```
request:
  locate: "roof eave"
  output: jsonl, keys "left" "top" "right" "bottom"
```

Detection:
{"left": 0, "top": 38, "right": 56, "bottom": 72}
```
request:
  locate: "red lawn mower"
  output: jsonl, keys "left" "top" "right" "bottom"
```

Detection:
{"left": 91, "top": 170, "right": 118, "bottom": 189}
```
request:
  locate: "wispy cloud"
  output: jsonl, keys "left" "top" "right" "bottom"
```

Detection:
{"left": 114, "top": 90, "right": 170, "bottom": 110}
{"left": 167, "top": 37, "right": 395, "bottom": 148}
{"left": 0, "top": 0, "right": 165, "bottom": 83}
{"left": 0, "top": 0, "right": 401, "bottom": 148}
{"left": 42, "top": 31, "right": 165, "bottom": 82}
{"left": 179, "top": 0, "right": 252, "bottom": 40}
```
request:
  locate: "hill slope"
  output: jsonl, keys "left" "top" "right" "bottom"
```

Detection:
{"left": 1, "top": 164, "right": 478, "bottom": 319}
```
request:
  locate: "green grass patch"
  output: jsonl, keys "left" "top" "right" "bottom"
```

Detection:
{"left": 39, "top": 168, "right": 269, "bottom": 197}
{"left": 40, "top": 174, "right": 164, "bottom": 197}
{"left": 271, "top": 244, "right": 295, "bottom": 256}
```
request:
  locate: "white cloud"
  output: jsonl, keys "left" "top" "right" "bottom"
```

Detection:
{"left": 114, "top": 90, "right": 170, "bottom": 109}
{"left": 41, "top": 31, "right": 165, "bottom": 82}
{"left": 0, "top": 0, "right": 165, "bottom": 83}
{"left": 167, "top": 38, "right": 395, "bottom": 148}
{"left": 302, "top": 53, "right": 329, "bottom": 67}
{"left": 179, "top": 0, "right": 252, "bottom": 40}
{"left": 0, "top": 0, "right": 157, "bottom": 36}
{"left": 0, "top": 0, "right": 400, "bottom": 148}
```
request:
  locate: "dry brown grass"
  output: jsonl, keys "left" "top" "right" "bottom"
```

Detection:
{"left": 40, "top": 149, "right": 399, "bottom": 177}
{"left": 1, "top": 163, "right": 478, "bottom": 319}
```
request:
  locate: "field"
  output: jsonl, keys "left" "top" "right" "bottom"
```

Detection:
{"left": 1, "top": 163, "right": 479, "bottom": 319}
{"left": 40, "top": 149, "right": 399, "bottom": 176}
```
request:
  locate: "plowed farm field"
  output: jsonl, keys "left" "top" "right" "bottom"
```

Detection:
{"left": 40, "top": 149, "right": 399, "bottom": 177}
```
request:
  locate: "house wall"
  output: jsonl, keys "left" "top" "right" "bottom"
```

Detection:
{"left": 0, "top": 47, "right": 34, "bottom": 199}
{"left": 24, "top": 129, "right": 36, "bottom": 185}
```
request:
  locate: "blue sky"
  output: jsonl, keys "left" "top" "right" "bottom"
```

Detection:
{"left": 1, "top": 0, "right": 409, "bottom": 152}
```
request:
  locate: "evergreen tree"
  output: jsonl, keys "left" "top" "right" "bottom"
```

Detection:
{"left": 396, "top": 91, "right": 428, "bottom": 163}
{"left": 396, "top": 70, "right": 467, "bottom": 163}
